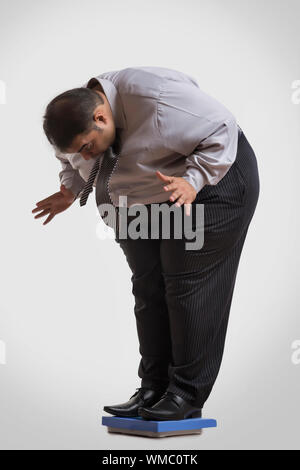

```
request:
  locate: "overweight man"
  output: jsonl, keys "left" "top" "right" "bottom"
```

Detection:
{"left": 32, "top": 66, "right": 260, "bottom": 421}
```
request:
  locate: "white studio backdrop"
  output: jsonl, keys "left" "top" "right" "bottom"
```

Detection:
{"left": 0, "top": 0, "right": 299, "bottom": 450}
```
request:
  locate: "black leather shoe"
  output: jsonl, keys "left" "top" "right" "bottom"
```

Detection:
{"left": 103, "top": 387, "right": 166, "bottom": 417}
{"left": 138, "top": 391, "right": 202, "bottom": 420}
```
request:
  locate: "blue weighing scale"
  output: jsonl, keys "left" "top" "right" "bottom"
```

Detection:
{"left": 102, "top": 415, "right": 217, "bottom": 438}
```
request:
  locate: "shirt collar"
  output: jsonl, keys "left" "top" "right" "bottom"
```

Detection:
{"left": 82, "top": 76, "right": 127, "bottom": 130}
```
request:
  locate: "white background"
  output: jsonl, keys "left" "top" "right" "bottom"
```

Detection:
{"left": 0, "top": 0, "right": 299, "bottom": 450}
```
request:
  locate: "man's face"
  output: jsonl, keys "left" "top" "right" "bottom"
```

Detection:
{"left": 65, "top": 91, "right": 116, "bottom": 160}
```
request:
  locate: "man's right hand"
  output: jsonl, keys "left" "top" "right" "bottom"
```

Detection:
{"left": 32, "top": 184, "right": 76, "bottom": 225}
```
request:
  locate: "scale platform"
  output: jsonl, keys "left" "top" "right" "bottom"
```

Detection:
{"left": 102, "top": 415, "right": 217, "bottom": 438}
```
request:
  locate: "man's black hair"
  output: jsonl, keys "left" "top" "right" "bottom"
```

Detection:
{"left": 43, "top": 87, "right": 104, "bottom": 152}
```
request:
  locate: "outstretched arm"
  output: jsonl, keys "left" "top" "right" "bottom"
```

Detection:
{"left": 55, "top": 151, "right": 86, "bottom": 200}
{"left": 32, "top": 151, "right": 86, "bottom": 225}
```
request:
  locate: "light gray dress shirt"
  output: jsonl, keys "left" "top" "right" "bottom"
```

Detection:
{"left": 55, "top": 66, "right": 242, "bottom": 208}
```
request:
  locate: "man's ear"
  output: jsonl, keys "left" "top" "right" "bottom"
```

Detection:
{"left": 94, "top": 109, "right": 107, "bottom": 125}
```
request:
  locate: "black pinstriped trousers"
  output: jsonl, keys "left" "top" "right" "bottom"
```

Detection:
{"left": 115, "top": 130, "right": 260, "bottom": 408}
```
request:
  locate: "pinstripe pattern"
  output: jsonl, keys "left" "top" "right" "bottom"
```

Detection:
{"left": 81, "top": 130, "right": 121, "bottom": 208}
{"left": 115, "top": 131, "right": 260, "bottom": 407}
{"left": 79, "top": 155, "right": 101, "bottom": 206}
{"left": 96, "top": 147, "right": 118, "bottom": 206}
{"left": 95, "top": 132, "right": 122, "bottom": 230}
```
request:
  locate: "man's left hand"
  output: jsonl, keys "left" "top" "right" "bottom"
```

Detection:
{"left": 156, "top": 170, "right": 197, "bottom": 216}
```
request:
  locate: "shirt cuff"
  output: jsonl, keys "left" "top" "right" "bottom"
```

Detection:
{"left": 182, "top": 168, "right": 207, "bottom": 193}
{"left": 64, "top": 176, "right": 86, "bottom": 200}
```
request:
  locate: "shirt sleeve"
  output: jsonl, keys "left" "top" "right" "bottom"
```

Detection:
{"left": 55, "top": 150, "right": 86, "bottom": 199}
{"left": 156, "top": 78, "right": 239, "bottom": 193}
